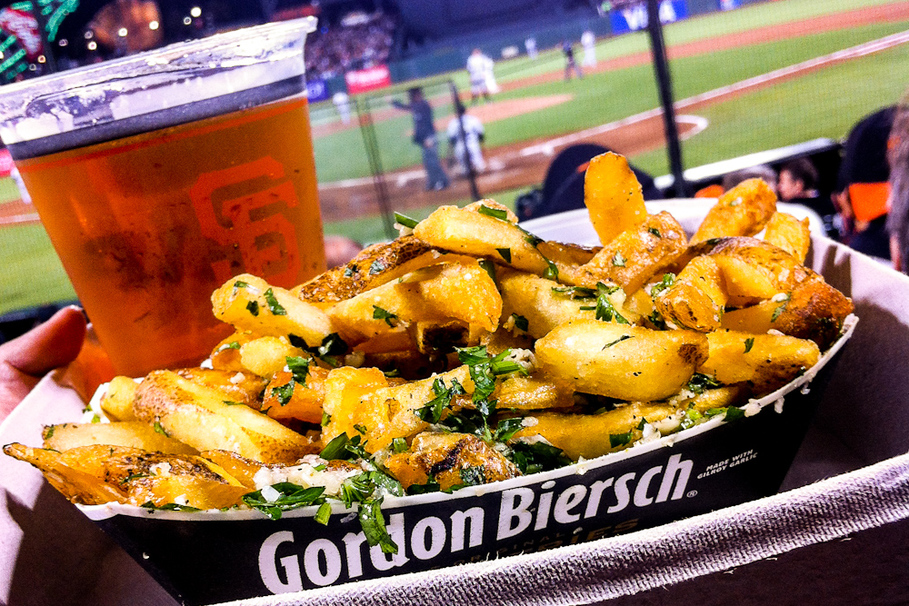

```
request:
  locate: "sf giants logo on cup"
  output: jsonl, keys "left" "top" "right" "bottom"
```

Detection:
{"left": 191, "top": 157, "right": 301, "bottom": 286}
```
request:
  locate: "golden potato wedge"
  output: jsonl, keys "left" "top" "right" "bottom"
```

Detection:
{"left": 413, "top": 204, "right": 553, "bottom": 276}
{"left": 328, "top": 262, "right": 501, "bottom": 345}
{"left": 498, "top": 269, "right": 597, "bottom": 338}
{"left": 698, "top": 330, "right": 820, "bottom": 393}
{"left": 209, "top": 331, "right": 256, "bottom": 372}
{"left": 535, "top": 320, "right": 709, "bottom": 401}
{"left": 320, "top": 366, "right": 391, "bottom": 446}
{"left": 721, "top": 274, "right": 853, "bottom": 349}
{"left": 384, "top": 432, "right": 519, "bottom": 491}
{"left": 100, "top": 375, "right": 140, "bottom": 421}
{"left": 133, "top": 370, "right": 318, "bottom": 464}
{"left": 262, "top": 365, "right": 330, "bottom": 424}
{"left": 763, "top": 212, "right": 811, "bottom": 263}
{"left": 42, "top": 421, "right": 198, "bottom": 455}
{"left": 578, "top": 211, "right": 688, "bottom": 294}
{"left": 2, "top": 444, "right": 247, "bottom": 508}
{"left": 237, "top": 336, "right": 308, "bottom": 378}
{"left": 691, "top": 237, "right": 805, "bottom": 307}
{"left": 211, "top": 274, "right": 333, "bottom": 348}
{"left": 495, "top": 374, "right": 576, "bottom": 410}
{"left": 293, "top": 235, "right": 465, "bottom": 307}
{"left": 513, "top": 403, "right": 676, "bottom": 460}
{"left": 175, "top": 368, "right": 267, "bottom": 405}
{"left": 584, "top": 152, "right": 648, "bottom": 246}
{"left": 654, "top": 256, "right": 728, "bottom": 332}
{"left": 691, "top": 178, "right": 777, "bottom": 243}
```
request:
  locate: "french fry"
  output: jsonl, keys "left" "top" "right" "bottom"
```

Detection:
{"left": 691, "top": 178, "right": 777, "bottom": 243}
{"left": 43, "top": 421, "right": 198, "bottom": 455}
{"left": 577, "top": 211, "right": 688, "bottom": 294}
{"left": 584, "top": 152, "right": 648, "bottom": 246}
{"left": 100, "top": 375, "right": 140, "bottom": 421}
{"left": 654, "top": 256, "right": 728, "bottom": 332}
{"left": 697, "top": 330, "right": 820, "bottom": 393}
{"left": 328, "top": 262, "right": 501, "bottom": 345}
{"left": 763, "top": 212, "right": 811, "bottom": 263}
{"left": 211, "top": 274, "right": 333, "bottom": 348}
{"left": 534, "top": 320, "right": 709, "bottom": 402}
{"left": 133, "top": 370, "right": 318, "bottom": 463}
{"left": 413, "top": 203, "right": 554, "bottom": 276}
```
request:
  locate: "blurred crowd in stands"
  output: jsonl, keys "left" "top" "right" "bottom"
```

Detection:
{"left": 305, "top": 11, "right": 398, "bottom": 80}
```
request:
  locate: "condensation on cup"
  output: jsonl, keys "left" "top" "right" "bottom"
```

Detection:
{"left": 0, "top": 18, "right": 326, "bottom": 377}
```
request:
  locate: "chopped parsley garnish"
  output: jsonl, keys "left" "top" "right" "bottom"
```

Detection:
{"left": 233, "top": 280, "right": 250, "bottom": 289}
{"left": 263, "top": 289, "right": 287, "bottom": 316}
{"left": 305, "top": 333, "right": 349, "bottom": 367}
{"left": 354, "top": 424, "right": 368, "bottom": 435}
{"left": 369, "top": 259, "right": 387, "bottom": 275}
{"left": 686, "top": 373, "right": 723, "bottom": 394}
{"left": 343, "top": 266, "right": 356, "bottom": 278}
{"left": 372, "top": 305, "right": 399, "bottom": 327}
{"left": 511, "top": 313, "right": 529, "bottom": 332}
{"left": 241, "top": 483, "right": 326, "bottom": 520}
{"left": 478, "top": 204, "right": 509, "bottom": 220}
{"left": 286, "top": 356, "right": 311, "bottom": 385}
{"left": 140, "top": 501, "right": 202, "bottom": 513}
{"left": 246, "top": 300, "right": 260, "bottom": 316}
{"left": 580, "top": 282, "right": 629, "bottom": 324}
{"left": 649, "top": 273, "right": 676, "bottom": 299}
{"left": 648, "top": 227, "right": 662, "bottom": 238}
{"left": 321, "top": 411, "right": 331, "bottom": 426}
{"left": 270, "top": 381, "right": 295, "bottom": 406}
{"left": 216, "top": 341, "right": 241, "bottom": 352}
{"left": 222, "top": 400, "right": 243, "bottom": 406}
{"left": 121, "top": 473, "right": 150, "bottom": 484}
{"left": 153, "top": 420, "right": 169, "bottom": 437}
{"left": 391, "top": 437, "right": 408, "bottom": 453}
{"left": 415, "top": 377, "right": 465, "bottom": 423}
{"left": 394, "top": 212, "right": 419, "bottom": 228}
{"left": 315, "top": 502, "right": 332, "bottom": 525}
{"left": 552, "top": 285, "right": 596, "bottom": 299}
{"left": 496, "top": 247, "right": 512, "bottom": 263}
{"left": 612, "top": 252, "right": 626, "bottom": 267}
{"left": 680, "top": 409, "right": 703, "bottom": 430}
{"left": 744, "top": 337, "right": 755, "bottom": 353}
{"left": 609, "top": 431, "right": 633, "bottom": 448}
{"left": 725, "top": 406, "right": 746, "bottom": 421}
{"left": 771, "top": 294, "right": 791, "bottom": 322}
{"left": 508, "top": 441, "right": 571, "bottom": 475}
{"left": 494, "top": 417, "right": 525, "bottom": 442}
{"left": 542, "top": 259, "right": 559, "bottom": 281}
{"left": 359, "top": 496, "right": 397, "bottom": 554}
{"left": 479, "top": 258, "right": 497, "bottom": 282}
{"left": 602, "top": 334, "right": 633, "bottom": 349}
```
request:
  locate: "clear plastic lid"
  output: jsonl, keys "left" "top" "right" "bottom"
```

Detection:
{"left": 0, "top": 17, "right": 316, "bottom": 154}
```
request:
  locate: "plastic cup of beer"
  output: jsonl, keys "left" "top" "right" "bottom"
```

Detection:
{"left": 0, "top": 18, "right": 326, "bottom": 377}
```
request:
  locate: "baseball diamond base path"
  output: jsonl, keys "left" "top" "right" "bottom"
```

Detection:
{"left": 1, "top": 3, "right": 908, "bottom": 228}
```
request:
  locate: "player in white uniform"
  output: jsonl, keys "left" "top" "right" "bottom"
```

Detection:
{"left": 467, "top": 48, "right": 494, "bottom": 103}
{"left": 581, "top": 30, "right": 597, "bottom": 67}
{"left": 447, "top": 111, "right": 487, "bottom": 175}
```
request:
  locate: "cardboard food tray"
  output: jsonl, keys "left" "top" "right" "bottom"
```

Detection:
{"left": 1, "top": 203, "right": 908, "bottom": 606}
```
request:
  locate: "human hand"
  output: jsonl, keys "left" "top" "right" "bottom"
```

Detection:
{"left": 0, "top": 306, "right": 86, "bottom": 422}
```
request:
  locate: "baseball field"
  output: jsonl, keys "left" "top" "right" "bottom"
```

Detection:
{"left": 2, "top": 0, "right": 908, "bottom": 316}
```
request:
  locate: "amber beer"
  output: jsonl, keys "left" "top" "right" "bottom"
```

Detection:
{"left": 12, "top": 95, "right": 326, "bottom": 377}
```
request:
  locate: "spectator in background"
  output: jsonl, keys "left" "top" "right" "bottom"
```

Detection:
{"left": 581, "top": 30, "right": 597, "bottom": 68}
{"left": 561, "top": 40, "right": 583, "bottom": 81}
{"left": 324, "top": 235, "right": 363, "bottom": 268}
{"left": 446, "top": 109, "right": 487, "bottom": 176}
{"left": 391, "top": 87, "right": 450, "bottom": 191}
{"left": 887, "top": 97, "right": 909, "bottom": 272}
{"left": 778, "top": 157, "right": 837, "bottom": 237}
{"left": 834, "top": 106, "right": 896, "bottom": 260}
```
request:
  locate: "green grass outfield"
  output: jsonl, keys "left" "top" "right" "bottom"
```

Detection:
{"left": 3, "top": 0, "right": 908, "bottom": 315}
